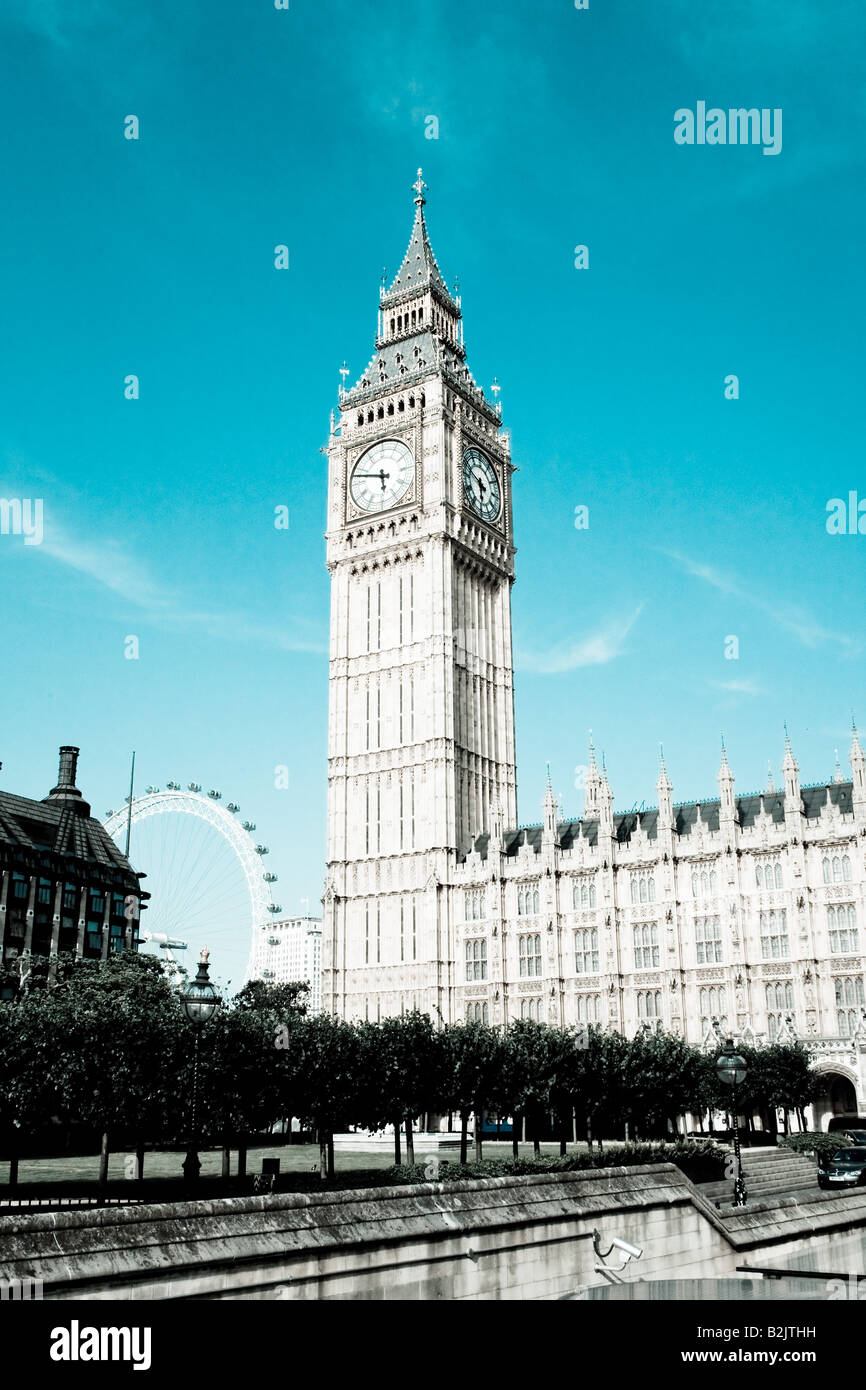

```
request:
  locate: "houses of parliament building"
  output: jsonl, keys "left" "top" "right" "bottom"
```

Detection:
{"left": 321, "top": 172, "right": 866, "bottom": 1126}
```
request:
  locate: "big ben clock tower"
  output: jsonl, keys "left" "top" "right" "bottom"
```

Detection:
{"left": 322, "top": 171, "right": 517, "bottom": 1023}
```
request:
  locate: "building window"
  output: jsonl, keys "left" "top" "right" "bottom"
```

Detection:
{"left": 576, "top": 993, "right": 601, "bottom": 1023}
{"left": 755, "top": 857, "right": 783, "bottom": 890}
{"left": 766, "top": 981, "right": 794, "bottom": 1040}
{"left": 572, "top": 879, "right": 596, "bottom": 909}
{"left": 824, "top": 854, "right": 852, "bottom": 885}
{"left": 759, "top": 909, "right": 789, "bottom": 959}
{"left": 412, "top": 899, "right": 417, "bottom": 960}
{"left": 630, "top": 873, "right": 655, "bottom": 905}
{"left": 62, "top": 882, "right": 78, "bottom": 911}
{"left": 828, "top": 905, "right": 858, "bottom": 954}
{"left": 464, "top": 890, "right": 486, "bottom": 922}
{"left": 836, "top": 976, "right": 865, "bottom": 1037}
{"left": 574, "top": 928, "right": 599, "bottom": 974}
{"left": 465, "top": 938, "right": 487, "bottom": 982}
{"left": 12, "top": 876, "right": 28, "bottom": 901}
{"left": 632, "top": 923, "right": 659, "bottom": 969}
{"left": 695, "top": 916, "right": 723, "bottom": 965}
{"left": 692, "top": 868, "right": 718, "bottom": 899}
{"left": 365, "top": 904, "right": 369, "bottom": 964}
{"left": 699, "top": 985, "right": 728, "bottom": 1035}
{"left": 466, "top": 1002, "right": 489, "bottom": 1024}
{"left": 520, "top": 997, "right": 542, "bottom": 1021}
{"left": 636, "top": 991, "right": 662, "bottom": 1031}
{"left": 518, "top": 885, "right": 540, "bottom": 916}
{"left": 518, "top": 932, "right": 542, "bottom": 977}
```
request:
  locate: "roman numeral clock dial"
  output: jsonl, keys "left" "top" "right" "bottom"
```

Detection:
{"left": 349, "top": 439, "right": 414, "bottom": 513}
{"left": 462, "top": 445, "right": 501, "bottom": 523}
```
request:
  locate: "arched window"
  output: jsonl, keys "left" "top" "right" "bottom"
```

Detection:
{"left": 631, "top": 878, "right": 638, "bottom": 904}
{"left": 533, "top": 888, "right": 540, "bottom": 914}
{"left": 701, "top": 871, "right": 709, "bottom": 895}
{"left": 774, "top": 863, "right": 783, "bottom": 889}
{"left": 823, "top": 857, "right": 831, "bottom": 884}
{"left": 833, "top": 856, "right": 842, "bottom": 883}
{"left": 648, "top": 875, "right": 655, "bottom": 902}
{"left": 843, "top": 855, "right": 852, "bottom": 883}
{"left": 710, "top": 870, "right": 717, "bottom": 894}
{"left": 465, "top": 939, "right": 487, "bottom": 982}
{"left": 692, "top": 873, "right": 698, "bottom": 897}
{"left": 589, "top": 883, "right": 596, "bottom": 907}
{"left": 756, "top": 864, "right": 763, "bottom": 889}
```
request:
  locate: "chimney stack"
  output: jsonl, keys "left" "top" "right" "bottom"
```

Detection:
{"left": 46, "top": 745, "right": 85, "bottom": 804}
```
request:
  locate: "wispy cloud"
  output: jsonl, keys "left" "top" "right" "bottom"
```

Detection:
{"left": 22, "top": 515, "right": 327, "bottom": 656}
{"left": 517, "top": 605, "right": 645, "bottom": 675}
{"left": 663, "top": 549, "right": 859, "bottom": 655}
{"left": 706, "top": 677, "right": 769, "bottom": 697}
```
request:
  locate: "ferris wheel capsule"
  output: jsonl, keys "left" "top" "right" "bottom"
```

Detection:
{"left": 242, "top": 820, "right": 256, "bottom": 832}
{"left": 188, "top": 782, "right": 201, "bottom": 793}
{"left": 145, "top": 785, "right": 160, "bottom": 794}
{"left": 255, "top": 844, "right": 269, "bottom": 855}
{"left": 208, "top": 789, "right": 222, "bottom": 800}
{"left": 227, "top": 802, "right": 240, "bottom": 813}
{"left": 166, "top": 781, "right": 181, "bottom": 791}
{"left": 263, "top": 872, "right": 277, "bottom": 882}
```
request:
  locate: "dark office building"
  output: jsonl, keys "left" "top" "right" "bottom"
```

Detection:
{"left": 0, "top": 746, "right": 146, "bottom": 980}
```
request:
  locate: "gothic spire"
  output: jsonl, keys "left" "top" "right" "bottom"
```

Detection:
{"left": 380, "top": 169, "right": 456, "bottom": 307}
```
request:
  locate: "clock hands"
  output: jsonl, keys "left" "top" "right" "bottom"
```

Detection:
{"left": 354, "top": 469, "right": 391, "bottom": 492}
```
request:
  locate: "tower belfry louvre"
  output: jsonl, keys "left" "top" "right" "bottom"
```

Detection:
{"left": 321, "top": 177, "right": 866, "bottom": 1128}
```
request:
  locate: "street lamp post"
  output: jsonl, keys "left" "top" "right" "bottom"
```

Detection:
{"left": 181, "top": 947, "right": 221, "bottom": 1184}
{"left": 716, "top": 1037, "right": 748, "bottom": 1207}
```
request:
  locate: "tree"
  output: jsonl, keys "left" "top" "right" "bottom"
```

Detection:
{"left": 289, "top": 1014, "right": 360, "bottom": 1180}
{"left": 440, "top": 1021, "right": 503, "bottom": 1163}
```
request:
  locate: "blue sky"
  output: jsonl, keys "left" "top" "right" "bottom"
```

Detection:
{"left": 1, "top": 0, "right": 864, "bottom": 987}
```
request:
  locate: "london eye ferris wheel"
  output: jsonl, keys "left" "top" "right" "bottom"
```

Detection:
{"left": 103, "top": 782, "right": 281, "bottom": 993}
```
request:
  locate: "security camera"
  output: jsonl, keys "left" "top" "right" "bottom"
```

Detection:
{"left": 609, "top": 1237, "right": 643, "bottom": 1260}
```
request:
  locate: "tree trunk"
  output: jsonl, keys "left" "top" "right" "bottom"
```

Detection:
{"left": 474, "top": 1104, "right": 483, "bottom": 1163}
{"left": 8, "top": 1130, "right": 19, "bottom": 1187}
{"left": 237, "top": 1143, "right": 247, "bottom": 1180}
{"left": 98, "top": 1130, "right": 110, "bottom": 1199}
{"left": 221, "top": 1144, "right": 231, "bottom": 1179}
{"left": 586, "top": 1113, "right": 593, "bottom": 1149}
{"left": 512, "top": 1113, "right": 520, "bottom": 1159}
{"left": 393, "top": 1116, "right": 402, "bottom": 1166}
{"left": 460, "top": 1111, "right": 469, "bottom": 1166}
{"left": 405, "top": 1116, "right": 415, "bottom": 1166}
{"left": 559, "top": 1110, "right": 567, "bottom": 1157}
{"left": 319, "top": 1132, "right": 328, "bottom": 1182}
{"left": 533, "top": 1112, "right": 541, "bottom": 1159}
{"left": 327, "top": 1132, "right": 335, "bottom": 1179}
{"left": 135, "top": 1138, "right": 145, "bottom": 1183}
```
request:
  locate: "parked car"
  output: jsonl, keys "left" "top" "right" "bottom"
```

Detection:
{"left": 817, "top": 1146, "right": 866, "bottom": 1189}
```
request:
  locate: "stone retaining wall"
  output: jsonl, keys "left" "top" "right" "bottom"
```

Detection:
{"left": 1, "top": 1164, "right": 864, "bottom": 1300}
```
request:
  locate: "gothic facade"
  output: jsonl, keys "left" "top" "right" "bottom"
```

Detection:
{"left": 321, "top": 174, "right": 866, "bottom": 1127}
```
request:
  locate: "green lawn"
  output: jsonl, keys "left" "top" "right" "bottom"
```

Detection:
{"left": 0, "top": 1141, "right": 575, "bottom": 1187}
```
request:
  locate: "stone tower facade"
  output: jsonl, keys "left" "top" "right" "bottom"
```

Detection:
{"left": 322, "top": 172, "right": 517, "bottom": 1022}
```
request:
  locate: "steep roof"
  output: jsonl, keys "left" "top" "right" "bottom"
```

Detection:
{"left": 458, "top": 781, "right": 856, "bottom": 862}
{"left": 381, "top": 204, "right": 454, "bottom": 307}
{"left": 0, "top": 789, "right": 139, "bottom": 882}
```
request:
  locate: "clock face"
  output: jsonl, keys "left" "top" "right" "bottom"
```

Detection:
{"left": 462, "top": 446, "right": 501, "bottom": 523}
{"left": 350, "top": 439, "right": 414, "bottom": 513}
